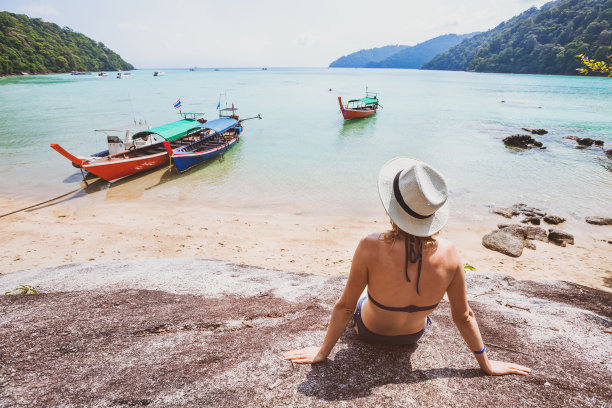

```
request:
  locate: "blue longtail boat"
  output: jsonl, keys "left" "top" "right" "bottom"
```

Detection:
{"left": 163, "top": 117, "right": 243, "bottom": 172}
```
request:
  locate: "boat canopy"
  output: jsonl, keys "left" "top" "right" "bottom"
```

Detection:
{"left": 132, "top": 119, "right": 198, "bottom": 142}
{"left": 193, "top": 118, "right": 239, "bottom": 134}
{"left": 348, "top": 97, "right": 378, "bottom": 105}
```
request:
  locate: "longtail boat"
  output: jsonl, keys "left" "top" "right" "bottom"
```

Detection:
{"left": 50, "top": 118, "right": 204, "bottom": 183}
{"left": 164, "top": 118, "right": 243, "bottom": 173}
{"left": 164, "top": 113, "right": 262, "bottom": 173}
{"left": 338, "top": 91, "right": 380, "bottom": 120}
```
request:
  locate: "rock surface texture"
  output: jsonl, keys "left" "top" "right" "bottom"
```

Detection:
{"left": 1, "top": 259, "right": 611, "bottom": 407}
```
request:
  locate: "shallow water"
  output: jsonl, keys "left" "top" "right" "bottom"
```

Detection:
{"left": 0, "top": 68, "right": 610, "bottom": 222}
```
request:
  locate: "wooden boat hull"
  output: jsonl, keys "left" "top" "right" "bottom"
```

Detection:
{"left": 51, "top": 143, "right": 170, "bottom": 183}
{"left": 166, "top": 128, "right": 243, "bottom": 173}
{"left": 338, "top": 96, "right": 377, "bottom": 120}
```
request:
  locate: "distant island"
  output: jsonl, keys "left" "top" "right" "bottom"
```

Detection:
{"left": 329, "top": 34, "right": 474, "bottom": 69}
{"left": 331, "top": 0, "right": 610, "bottom": 76}
{"left": 0, "top": 12, "right": 133, "bottom": 75}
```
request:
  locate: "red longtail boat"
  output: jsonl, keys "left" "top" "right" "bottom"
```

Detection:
{"left": 338, "top": 91, "right": 380, "bottom": 120}
{"left": 50, "top": 118, "right": 204, "bottom": 183}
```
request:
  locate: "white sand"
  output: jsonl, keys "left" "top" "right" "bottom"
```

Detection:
{"left": 1, "top": 193, "right": 610, "bottom": 292}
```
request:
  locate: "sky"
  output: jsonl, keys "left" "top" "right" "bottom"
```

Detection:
{"left": 1, "top": 0, "right": 554, "bottom": 68}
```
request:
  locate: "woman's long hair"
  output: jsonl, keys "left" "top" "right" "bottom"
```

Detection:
{"left": 380, "top": 220, "right": 438, "bottom": 257}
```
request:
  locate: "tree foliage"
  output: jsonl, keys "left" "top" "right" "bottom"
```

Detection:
{"left": 0, "top": 12, "right": 134, "bottom": 75}
{"left": 577, "top": 53, "right": 612, "bottom": 75}
{"left": 422, "top": 0, "right": 612, "bottom": 75}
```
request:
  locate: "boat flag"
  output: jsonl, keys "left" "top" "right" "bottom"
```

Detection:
{"left": 173, "top": 99, "right": 182, "bottom": 109}
{"left": 216, "top": 101, "right": 220, "bottom": 110}
{"left": 232, "top": 103, "right": 235, "bottom": 110}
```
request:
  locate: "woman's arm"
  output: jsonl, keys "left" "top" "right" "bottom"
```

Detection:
{"left": 446, "top": 244, "right": 531, "bottom": 376}
{"left": 283, "top": 236, "right": 370, "bottom": 364}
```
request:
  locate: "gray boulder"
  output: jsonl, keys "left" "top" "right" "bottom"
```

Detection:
{"left": 497, "top": 224, "right": 548, "bottom": 242}
{"left": 482, "top": 230, "right": 524, "bottom": 257}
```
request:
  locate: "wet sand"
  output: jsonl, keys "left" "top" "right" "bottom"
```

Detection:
{"left": 1, "top": 192, "right": 610, "bottom": 292}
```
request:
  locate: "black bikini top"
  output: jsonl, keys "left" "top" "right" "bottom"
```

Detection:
{"left": 367, "top": 237, "right": 438, "bottom": 313}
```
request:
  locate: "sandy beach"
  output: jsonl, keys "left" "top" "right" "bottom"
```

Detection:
{"left": 1, "top": 191, "right": 610, "bottom": 292}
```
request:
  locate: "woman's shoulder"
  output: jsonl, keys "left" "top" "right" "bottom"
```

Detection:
{"left": 430, "top": 238, "right": 461, "bottom": 267}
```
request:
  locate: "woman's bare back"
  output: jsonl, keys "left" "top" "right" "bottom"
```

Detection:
{"left": 360, "top": 233, "right": 461, "bottom": 335}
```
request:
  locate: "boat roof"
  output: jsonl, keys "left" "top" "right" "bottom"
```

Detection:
{"left": 348, "top": 97, "right": 378, "bottom": 105}
{"left": 193, "top": 117, "right": 239, "bottom": 133}
{"left": 132, "top": 119, "right": 198, "bottom": 141}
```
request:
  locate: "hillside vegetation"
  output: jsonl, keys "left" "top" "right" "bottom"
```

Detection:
{"left": 423, "top": 0, "right": 612, "bottom": 75}
{"left": 364, "top": 34, "right": 475, "bottom": 68}
{"left": 0, "top": 12, "right": 133, "bottom": 75}
{"left": 329, "top": 45, "right": 409, "bottom": 68}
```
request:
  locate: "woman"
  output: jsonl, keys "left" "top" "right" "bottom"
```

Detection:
{"left": 284, "top": 157, "right": 531, "bottom": 376}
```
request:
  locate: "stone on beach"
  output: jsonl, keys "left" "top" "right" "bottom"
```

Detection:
{"left": 1, "top": 259, "right": 610, "bottom": 407}
{"left": 497, "top": 224, "right": 548, "bottom": 242}
{"left": 482, "top": 230, "right": 525, "bottom": 257}
{"left": 543, "top": 215, "right": 566, "bottom": 225}
{"left": 585, "top": 216, "right": 612, "bottom": 226}
{"left": 548, "top": 229, "right": 575, "bottom": 247}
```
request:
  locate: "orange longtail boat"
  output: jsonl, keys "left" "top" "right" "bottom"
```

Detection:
{"left": 50, "top": 118, "right": 204, "bottom": 183}
{"left": 338, "top": 91, "right": 380, "bottom": 120}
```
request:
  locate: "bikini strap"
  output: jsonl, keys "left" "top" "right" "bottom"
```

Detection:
{"left": 407, "top": 237, "right": 423, "bottom": 295}
{"left": 404, "top": 237, "right": 411, "bottom": 283}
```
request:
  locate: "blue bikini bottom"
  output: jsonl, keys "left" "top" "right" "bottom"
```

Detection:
{"left": 351, "top": 296, "right": 431, "bottom": 345}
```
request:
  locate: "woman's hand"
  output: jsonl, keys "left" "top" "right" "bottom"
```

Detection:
{"left": 283, "top": 346, "right": 326, "bottom": 364}
{"left": 484, "top": 360, "right": 532, "bottom": 376}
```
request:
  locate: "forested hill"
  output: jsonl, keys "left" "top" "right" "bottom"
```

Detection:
{"left": 364, "top": 34, "right": 476, "bottom": 68}
{"left": 0, "top": 12, "right": 133, "bottom": 75}
{"left": 329, "top": 45, "right": 409, "bottom": 68}
{"left": 422, "top": 0, "right": 612, "bottom": 75}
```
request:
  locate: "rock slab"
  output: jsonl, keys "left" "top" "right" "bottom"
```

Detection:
{"left": 0, "top": 259, "right": 611, "bottom": 407}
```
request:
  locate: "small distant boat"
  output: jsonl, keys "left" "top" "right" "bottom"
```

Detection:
{"left": 338, "top": 90, "right": 380, "bottom": 120}
{"left": 71, "top": 71, "right": 90, "bottom": 75}
{"left": 189, "top": 67, "right": 197, "bottom": 71}
{"left": 50, "top": 118, "right": 204, "bottom": 182}
{"left": 117, "top": 72, "right": 132, "bottom": 78}
{"left": 153, "top": 71, "right": 165, "bottom": 76}
{"left": 261, "top": 67, "right": 268, "bottom": 71}
{"left": 219, "top": 106, "right": 239, "bottom": 120}
{"left": 98, "top": 72, "right": 108, "bottom": 77}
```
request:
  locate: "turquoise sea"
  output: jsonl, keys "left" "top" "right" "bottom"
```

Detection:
{"left": 0, "top": 68, "right": 610, "bottom": 222}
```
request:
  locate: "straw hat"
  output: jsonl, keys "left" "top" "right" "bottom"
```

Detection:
{"left": 378, "top": 157, "right": 449, "bottom": 237}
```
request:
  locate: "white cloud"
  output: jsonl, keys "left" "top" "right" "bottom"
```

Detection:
{"left": 17, "top": 3, "right": 61, "bottom": 17}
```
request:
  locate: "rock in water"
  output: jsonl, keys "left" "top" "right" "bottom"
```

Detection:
{"left": 548, "top": 229, "right": 575, "bottom": 247}
{"left": 522, "top": 128, "right": 548, "bottom": 135}
{"left": 482, "top": 230, "right": 524, "bottom": 257}
{"left": 503, "top": 134, "right": 544, "bottom": 149}
{"left": 564, "top": 136, "right": 605, "bottom": 147}
{"left": 585, "top": 216, "right": 612, "bottom": 225}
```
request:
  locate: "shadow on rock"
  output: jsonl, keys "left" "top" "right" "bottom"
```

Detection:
{"left": 297, "top": 331, "right": 480, "bottom": 401}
